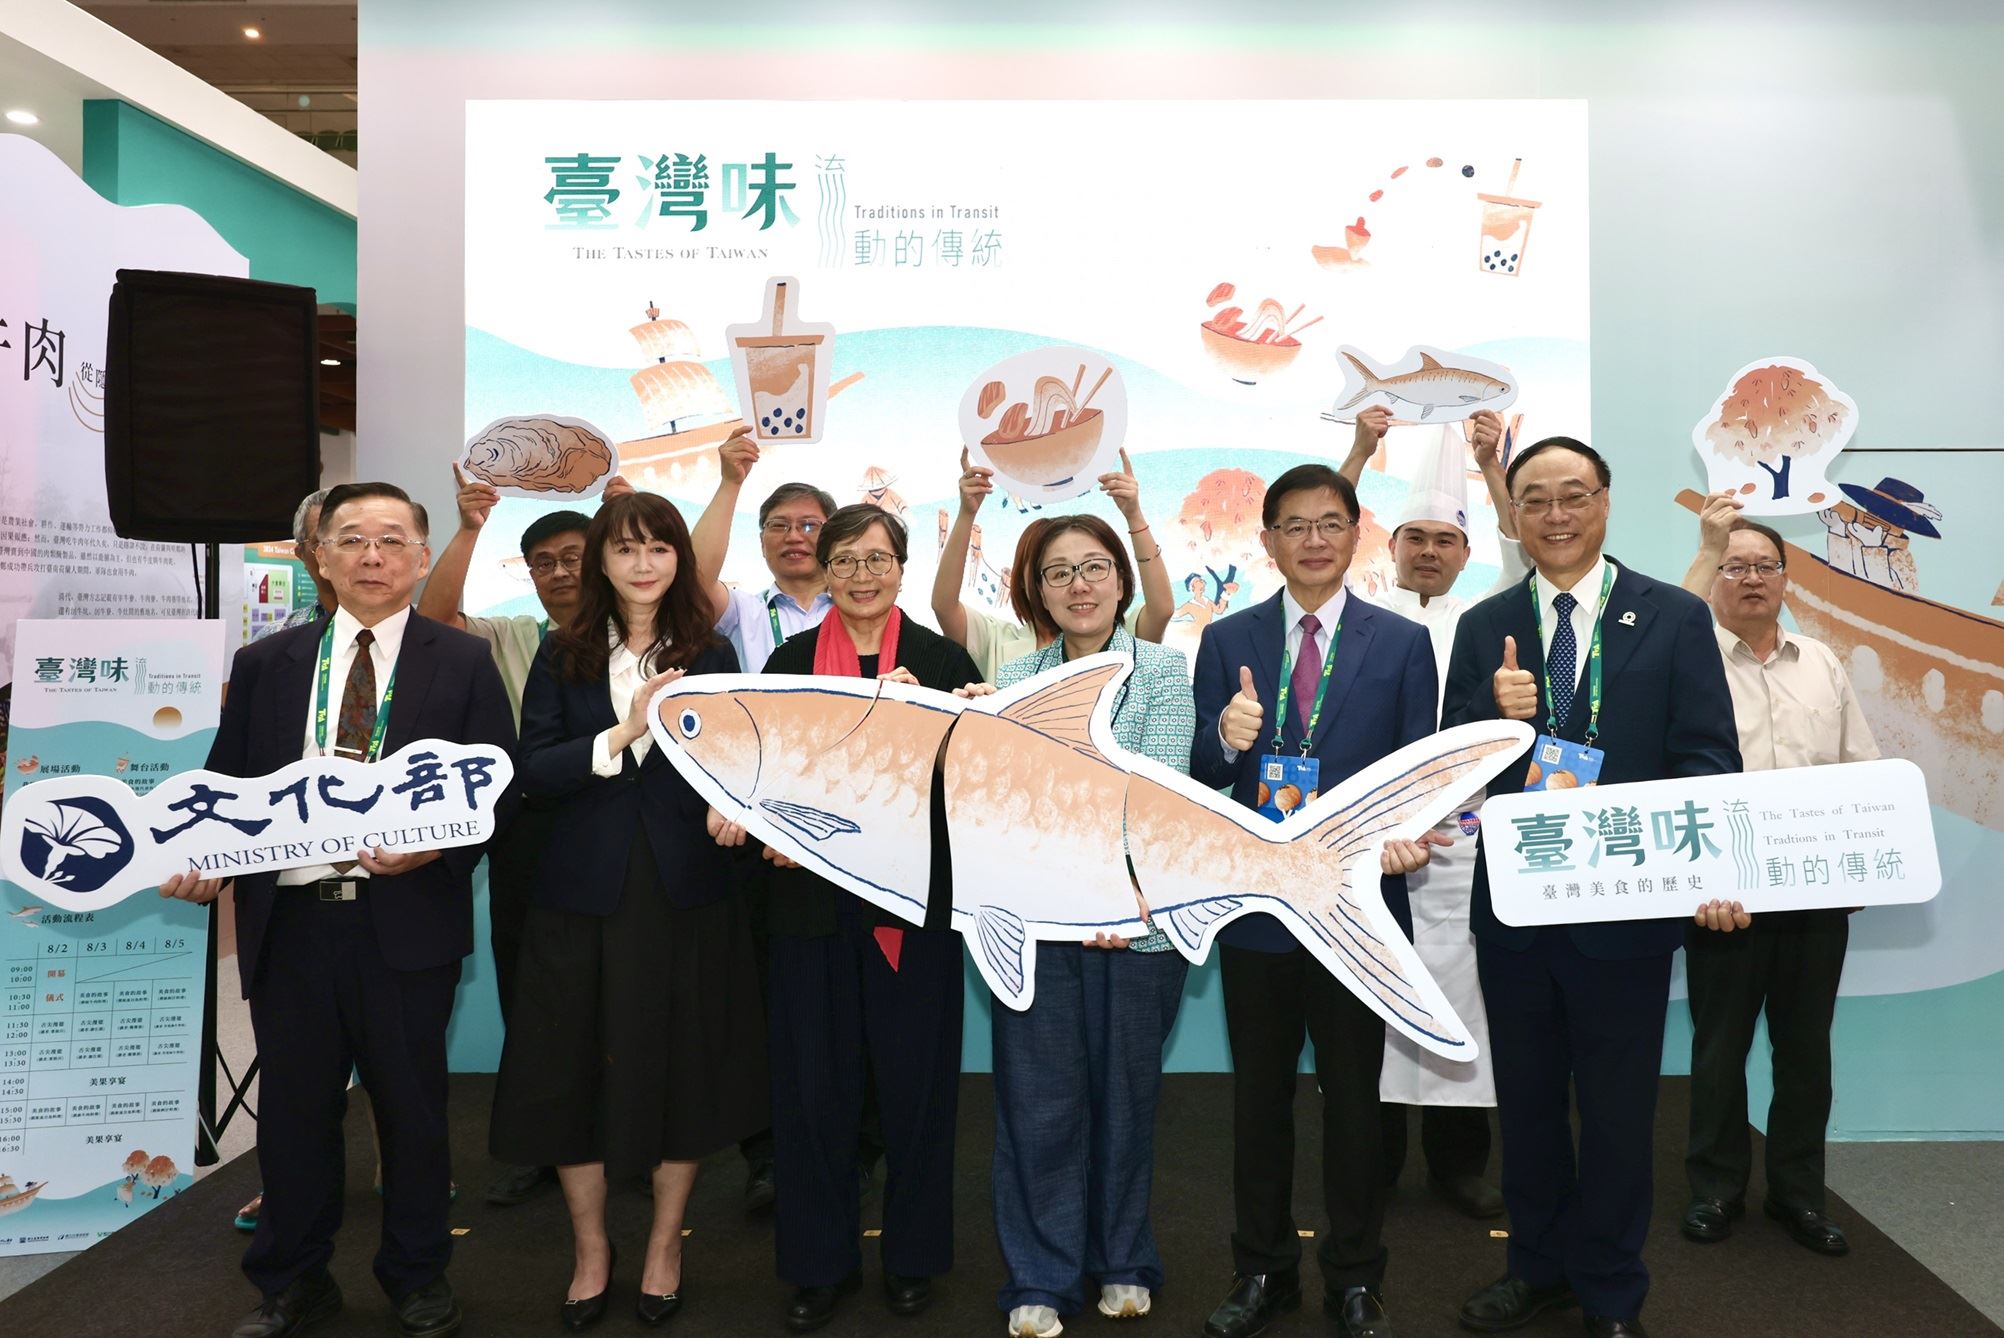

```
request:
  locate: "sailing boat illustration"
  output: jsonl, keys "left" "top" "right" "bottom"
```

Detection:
{"left": 617, "top": 301, "right": 863, "bottom": 492}
{"left": 0, "top": 1172, "right": 47, "bottom": 1218}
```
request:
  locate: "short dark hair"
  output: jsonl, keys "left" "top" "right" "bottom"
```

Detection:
{"left": 520, "top": 510, "right": 590, "bottom": 558}
{"left": 759, "top": 481, "right": 838, "bottom": 528}
{"left": 1504, "top": 436, "right": 1612, "bottom": 494}
{"left": 1261, "top": 464, "right": 1359, "bottom": 530}
{"left": 1030, "top": 514, "right": 1137, "bottom": 630}
{"left": 318, "top": 482, "right": 429, "bottom": 540}
{"left": 816, "top": 503, "right": 908, "bottom": 567}
{"left": 1728, "top": 517, "right": 1787, "bottom": 564}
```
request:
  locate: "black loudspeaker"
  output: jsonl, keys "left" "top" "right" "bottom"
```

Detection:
{"left": 103, "top": 269, "right": 321, "bottom": 542}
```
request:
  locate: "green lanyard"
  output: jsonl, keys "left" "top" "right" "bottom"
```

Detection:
{"left": 537, "top": 618, "right": 551, "bottom": 641}
{"left": 1529, "top": 563, "right": 1615, "bottom": 743}
{"left": 1271, "top": 617, "right": 1342, "bottom": 755}
{"left": 766, "top": 596, "right": 787, "bottom": 650}
{"left": 314, "top": 620, "right": 397, "bottom": 762}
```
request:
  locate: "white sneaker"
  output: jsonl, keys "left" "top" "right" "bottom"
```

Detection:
{"left": 1008, "top": 1304, "right": 1063, "bottom": 1336}
{"left": 1098, "top": 1284, "right": 1152, "bottom": 1318}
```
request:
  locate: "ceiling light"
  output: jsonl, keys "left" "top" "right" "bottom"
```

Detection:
{"left": 319, "top": 358, "right": 341, "bottom": 367}
{"left": 4, "top": 110, "right": 39, "bottom": 127}
{"left": 243, "top": 27, "right": 261, "bottom": 40}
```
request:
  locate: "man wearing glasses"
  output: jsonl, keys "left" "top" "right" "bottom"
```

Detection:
{"left": 1442, "top": 440, "right": 1747, "bottom": 1338}
{"left": 163, "top": 483, "right": 516, "bottom": 1338}
{"left": 419, "top": 464, "right": 633, "bottom": 1209}
{"left": 1676, "top": 494, "right": 1877, "bottom": 1259}
{"left": 1191, "top": 463, "right": 1441, "bottom": 1338}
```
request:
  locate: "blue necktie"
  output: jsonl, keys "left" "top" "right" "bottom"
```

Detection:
{"left": 1548, "top": 591, "right": 1578, "bottom": 729}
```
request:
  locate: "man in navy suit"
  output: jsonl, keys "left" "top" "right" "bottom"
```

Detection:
{"left": 1191, "top": 464, "right": 1440, "bottom": 1338}
{"left": 163, "top": 483, "right": 516, "bottom": 1338}
{"left": 1441, "top": 439, "right": 1747, "bottom": 1338}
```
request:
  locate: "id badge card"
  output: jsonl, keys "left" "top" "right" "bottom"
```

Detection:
{"left": 1524, "top": 734, "right": 1604, "bottom": 791}
{"left": 1256, "top": 753, "right": 1321, "bottom": 822}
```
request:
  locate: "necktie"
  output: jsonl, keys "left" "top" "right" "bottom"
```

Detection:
{"left": 335, "top": 628, "right": 378, "bottom": 760}
{"left": 1548, "top": 592, "right": 1578, "bottom": 729}
{"left": 1291, "top": 613, "right": 1322, "bottom": 739}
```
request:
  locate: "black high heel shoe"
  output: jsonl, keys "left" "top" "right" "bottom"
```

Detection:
{"left": 561, "top": 1243, "right": 616, "bottom": 1332}
{"left": 635, "top": 1286, "right": 682, "bottom": 1326}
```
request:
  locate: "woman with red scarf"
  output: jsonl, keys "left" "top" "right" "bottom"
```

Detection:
{"left": 726, "top": 503, "right": 979, "bottom": 1334}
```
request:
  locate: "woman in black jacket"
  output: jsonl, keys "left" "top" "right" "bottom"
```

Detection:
{"left": 491, "top": 492, "right": 767, "bottom": 1330}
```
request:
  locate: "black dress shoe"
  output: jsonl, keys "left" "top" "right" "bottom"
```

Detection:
{"left": 1765, "top": 1199, "right": 1850, "bottom": 1256}
{"left": 1458, "top": 1274, "right": 1576, "bottom": 1333}
{"left": 231, "top": 1271, "right": 342, "bottom": 1338}
{"left": 1202, "top": 1269, "right": 1302, "bottom": 1338}
{"left": 396, "top": 1278, "right": 462, "bottom": 1338}
{"left": 636, "top": 1288, "right": 682, "bottom": 1325}
{"left": 484, "top": 1163, "right": 555, "bottom": 1207}
{"left": 1430, "top": 1172, "right": 1507, "bottom": 1220}
{"left": 1324, "top": 1284, "right": 1395, "bottom": 1338}
{"left": 563, "top": 1245, "right": 616, "bottom": 1333}
{"left": 1680, "top": 1196, "right": 1744, "bottom": 1244}
{"left": 785, "top": 1273, "right": 860, "bottom": 1333}
{"left": 883, "top": 1272, "right": 932, "bottom": 1315}
{"left": 744, "top": 1162, "right": 776, "bottom": 1214}
{"left": 1582, "top": 1316, "right": 1648, "bottom": 1337}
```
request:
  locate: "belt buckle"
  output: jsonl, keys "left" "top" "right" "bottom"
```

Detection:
{"left": 316, "top": 877, "right": 360, "bottom": 903}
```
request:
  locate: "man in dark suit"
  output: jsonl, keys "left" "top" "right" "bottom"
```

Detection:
{"left": 1191, "top": 464, "right": 1441, "bottom": 1338}
{"left": 163, "top": 482, "right": 516, "bottom": 1338}
{"left": 1441, "top": 439, "right": 1747, "bottom": 1338}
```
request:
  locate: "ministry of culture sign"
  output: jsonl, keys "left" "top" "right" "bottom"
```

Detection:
{"left": 1482, "top": 759, "right": 1939, "bottom": 926}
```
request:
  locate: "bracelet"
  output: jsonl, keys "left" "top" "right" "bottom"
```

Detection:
{"left": 1129, "top": 524, "right": 1150, "bottom": 535}
{"left": 1136, "top": 548, "right": 1161, "bottom": 564}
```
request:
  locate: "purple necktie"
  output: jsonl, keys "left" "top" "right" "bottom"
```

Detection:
{"left": 1292, "top": 613, "right": 1322, "bottom": 738}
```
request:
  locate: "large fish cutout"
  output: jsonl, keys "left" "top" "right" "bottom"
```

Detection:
{"left": 649, "top": 654, "right": 1531, "bottom": 1060}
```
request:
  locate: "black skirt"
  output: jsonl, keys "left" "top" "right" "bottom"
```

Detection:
{"left": 489, "top": 824, "right": 770, "bottom": 1178}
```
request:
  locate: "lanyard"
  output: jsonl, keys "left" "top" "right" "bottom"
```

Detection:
{"left": 537, "top": 618, "right": 551, "bottom": 642}
{"left": 766, "top": 596, "right": 787, "bottom": 650}
{"left": 1271, "top": 617, "right": 1341, "bottom": 755}
{"left": 1529, "top": 563, "right": 1615, "bottom": 743}
{"left": 314, "top": 620, "right": 397, "bottom": 762}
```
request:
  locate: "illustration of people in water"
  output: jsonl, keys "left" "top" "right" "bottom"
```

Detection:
{"left": 1174, "top": 563, "right": 1241, "bottom": 630}
{"left": 1817, "top": 477, "right": 1940, "bottom": 594}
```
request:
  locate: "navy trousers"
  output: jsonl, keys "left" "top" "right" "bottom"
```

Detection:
{"left": 1478, "top": 930, "right": 1671, "bottom": 1320}
{"left": 244, "top": 890, "right": 460, "bottom": 1304}
{"left": 768, "top": 903, "right": 964, "bottom": 1287}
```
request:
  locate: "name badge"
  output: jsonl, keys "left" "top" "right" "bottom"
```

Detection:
{"left": 1256, "top": 753, "right": 1321, "bottom": 822}
{"left": 1524, "top": 734, "right": 1604, "bottom": 791}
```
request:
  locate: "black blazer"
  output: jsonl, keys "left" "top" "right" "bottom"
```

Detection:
{"left": 1190, "top": 591, "right": 1435, "bottom": 951}
{"left": 760, "top": 615, "right": 980, "bottom": 936}
{"left": 516, "top": 636, "right": 740, "bottom": 914}
{"left": 207, "top": 612, "right": 519, "bottom": 995}
{"left": 1442, "top": 559, "right": 1743, "bottom": 959}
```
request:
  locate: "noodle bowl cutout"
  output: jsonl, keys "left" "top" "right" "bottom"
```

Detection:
{"left": 958, "top": 346, "right": 1128, "bottom": 502}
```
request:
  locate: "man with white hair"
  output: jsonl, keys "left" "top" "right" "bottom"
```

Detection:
{"left": 260, "top": 489, "right": 336, "bottom": 638}
{"left": 1340, "top": 408, "right": 1522, "bottom": 1219}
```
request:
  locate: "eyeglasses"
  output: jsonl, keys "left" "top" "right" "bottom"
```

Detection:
{"left": 528, "top": 553, "right": 583, "bottom": 577}
{"left": 762, "top": 519, "right": 822, "bottom": 538}
{"left": 1510, "top": 487, "right": 1606, "bottom": 516}
{"left": 1040, "top": 558, "right": 1116, "bottom": 589}
{"left": 1269, "top": 516, "right": 1354, "bottom": 543}
{"left": 321, "top": 534, "right": 423, "bottom": 557}
{"left": 825, "top": 551, "right": 897, "bottom": 579}
{"left": 1718, "top": 561, "right": 1785, "bottom": 582}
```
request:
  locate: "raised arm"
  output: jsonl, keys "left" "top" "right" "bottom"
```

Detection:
{"left": 1680, "top": 491, "right": 1743, "bottom": 598}
{"left": 692, "top": 426, "right": 758, "bottom": 621}
{"left": 1335, "top": 406, "right": 1392, "bottom": 487}
{"left": 1099, "top": 448, "right": 1172, "bottom": 642}
{"left": 932, "top": 447, "right": 992, "bottom": 648}
{"left": 416, "top": 463, "right": 501, "bottom": 630}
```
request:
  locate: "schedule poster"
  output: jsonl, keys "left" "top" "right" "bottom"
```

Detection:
{"left": 0, "top": 620, "right": 220, "bottom": 1255}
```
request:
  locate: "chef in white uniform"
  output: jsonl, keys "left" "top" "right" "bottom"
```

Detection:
{"left": 1340, "top": 408, "right": 1525, "bottom": 1219}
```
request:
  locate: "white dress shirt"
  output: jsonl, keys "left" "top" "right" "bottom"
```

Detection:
{"left": 1533, "top": 554, "right": 1612, "bottom": 706}
{"left": 1714, "top": 623, "right": 1879, "bottom": 771}
{"left": 592, "top": 629, "right": 667, "bottom": 775}
{"left": 1220, "top": 585, "right": 1349, "bottom": 761}
{"left": 714, "top": 583, "right": 832, "bottom": 674}
{"left": 278, "top": 605, "right": 410, "bottom": 885}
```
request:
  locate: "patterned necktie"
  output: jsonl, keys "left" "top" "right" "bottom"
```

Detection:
{"left": 1291, "top": 613, "right": 1323, "bottom": 739}
{"left": 335, "top": 628, "right": 378, "bottom": 760}
{"left": 1548, "top": 592, "right": 1578, "bottom": 729}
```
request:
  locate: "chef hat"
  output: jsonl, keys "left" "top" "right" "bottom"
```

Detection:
{"left": 1394, "top": 425, "right": 1472, "bottom": 538}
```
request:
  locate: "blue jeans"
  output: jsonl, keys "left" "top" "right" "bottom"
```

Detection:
{"left": 991, "top": 945, "right": 1188, "bottom": 1315}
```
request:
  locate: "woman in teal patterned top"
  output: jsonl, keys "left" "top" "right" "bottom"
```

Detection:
{"left": 979, "top": 514, "right": 1195, "bottom": 1337}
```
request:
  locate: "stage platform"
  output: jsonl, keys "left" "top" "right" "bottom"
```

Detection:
{"left": 1, "top": 1074, "right": 1994, "bottom": 1336}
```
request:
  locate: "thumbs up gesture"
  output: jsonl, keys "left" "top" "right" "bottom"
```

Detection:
{"left": 1221, "top": 665, "right": 1265, "bottom": 753}
{"left": 1493, "top": 635, "right": 1539, "bottom": 721}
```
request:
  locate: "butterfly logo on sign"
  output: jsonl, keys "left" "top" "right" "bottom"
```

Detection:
{"left": 18, "top": 796, "right": 135, "bottom": 893}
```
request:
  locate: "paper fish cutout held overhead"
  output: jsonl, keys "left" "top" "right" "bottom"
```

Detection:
{"left": 651, "top": 655, "right": 1530, "bottom": 1060}
{"left": 1330, "top": 345, "right": 1518, "bottom": 424}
